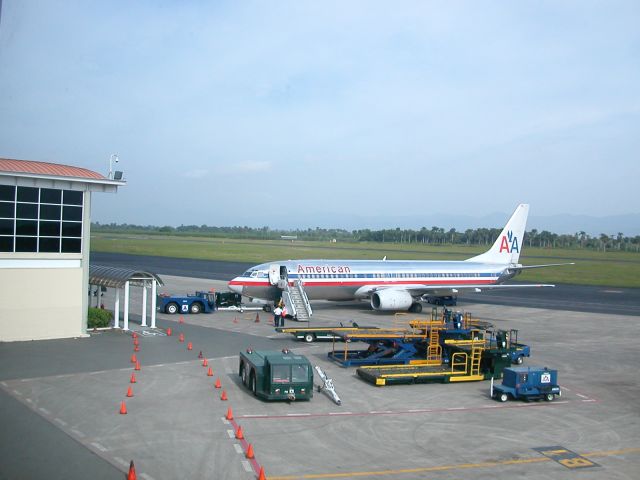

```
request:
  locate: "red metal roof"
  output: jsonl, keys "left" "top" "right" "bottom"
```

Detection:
{"left": 0, "top": 158, "right": 106, "bottom": 180}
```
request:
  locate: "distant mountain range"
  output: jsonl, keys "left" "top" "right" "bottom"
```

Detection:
{"left": 267, "top": 212, "right": 640, "bottom": 237}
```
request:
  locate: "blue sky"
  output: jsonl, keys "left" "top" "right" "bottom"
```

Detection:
{"left": 1, "top": 1, "right": 639, "bottom": 231}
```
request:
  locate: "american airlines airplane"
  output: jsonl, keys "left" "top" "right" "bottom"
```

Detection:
{"left": 228, "top": 204, "right": 570, "bottom": 313}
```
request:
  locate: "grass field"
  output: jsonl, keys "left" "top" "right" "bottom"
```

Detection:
{"left": 90, "top": 233, "right": 640, "bottom": 288}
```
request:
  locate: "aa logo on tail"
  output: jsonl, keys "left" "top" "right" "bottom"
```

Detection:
{"left": 499, "top": 230, "right": 520, "bottom": 254}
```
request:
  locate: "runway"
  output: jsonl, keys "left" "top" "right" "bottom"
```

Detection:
{"left": 90, "top": 252, "right": 640, "bottom": 316}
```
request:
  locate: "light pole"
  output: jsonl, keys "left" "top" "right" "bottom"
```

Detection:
{"left": 108, "top": 154, "right": 119, "bottom": 179}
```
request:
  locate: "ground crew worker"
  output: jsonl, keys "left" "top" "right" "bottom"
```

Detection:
{"left": 273, "top": 304, "right": 283, "bottom": 328}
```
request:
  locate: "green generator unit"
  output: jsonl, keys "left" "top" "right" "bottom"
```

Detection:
{"left": 239, "top": 349, "right": 313, "bottom": 401}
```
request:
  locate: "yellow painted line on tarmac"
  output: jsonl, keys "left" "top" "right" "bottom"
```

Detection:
{"left": 267, "top": 447, "right": 640, "bottom": 479}
{"left": 586, "top": 447, "right": 640, "bottom": 457}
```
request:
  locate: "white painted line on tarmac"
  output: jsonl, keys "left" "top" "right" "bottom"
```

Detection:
{"left": 38, "top": 407, "right": 51, "bottom": 415}
{"left": 114, "top": 457, "right": 129, "bottom": 468}
{"left": 447, "top": 407, "right": 465, "bottom": 410}
{"left": 234, "top": 444, "right": 243, "bottom": 454}
{"left": 0, "top": 381, "right": 7, "bottom": 387}
{"left": 54, "top": 418, "right": 67, "bottom": 427}
{"left": 12, "top": 390, "right": 22, "bottom": 396}
{"left": 576, "top": 393, "right": 588, "bottom": 399}
{"left": 286, "top": 413, "right": 311, "bottom": 417}
{"left": 140, "top": 473, "right": 155, "bottom": 480}
{"left": 328, "top": 412, "right": 352, "bottom": 415}
{"left": 154, "top": 364, "right": 165, "bottom": 367}
{"left": 370, "top": 411, "right": 393, "bottom": 414}
{"left": 583, "top": 399, "right": 597, "bottom": 403}
{"left": 20, "top": 378, "right": 32, "bottom": 382}
{"left": 71, "top": 429, "right": 85, "bottom": 438}
{"left": 25, "top": 398, "right": 33, "bottom": 404}
{"left": 227, "top": 430, "right": 235, "bottom": 439}
{"left": 242, "top": 414, "right": 267, "bottom": 418}
{"left": 221, "top": 418, "right": 230, "bottom": 425}
{"left": 90, "top": 442, "right": 108, "bottom": 452}
{"left": 241, "top": 460, "right": 253, "bottom": 472}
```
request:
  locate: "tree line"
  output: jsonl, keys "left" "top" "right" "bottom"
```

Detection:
{"left": 92, "top": 222, "right": 640, "bottom": 252}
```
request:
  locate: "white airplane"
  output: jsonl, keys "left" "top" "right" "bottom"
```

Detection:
{"left": 228, "top": 204, "right": 572, "bottom": 313}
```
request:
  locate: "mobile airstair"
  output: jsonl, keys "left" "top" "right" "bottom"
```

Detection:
{"left": 282, "top": 280, "right": 313, "bottom": 322}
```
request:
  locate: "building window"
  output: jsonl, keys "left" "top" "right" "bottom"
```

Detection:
{"left": 0, "top": 185, "right": 83, "bottom": 253}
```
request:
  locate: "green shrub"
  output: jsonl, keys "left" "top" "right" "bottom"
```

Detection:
{"left": 88, "top": 307, "right": 113, "bottom": 329}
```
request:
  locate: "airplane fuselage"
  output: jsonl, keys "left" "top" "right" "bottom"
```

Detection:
{"left": 229, "top": 259, "right": 515, "bottom": 303}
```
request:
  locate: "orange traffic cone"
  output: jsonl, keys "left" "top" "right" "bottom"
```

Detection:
{"left": 179, "top": 315, "right": 184, "bottom": 324}
{"left": 133, "top": 339, "right": 139, "bottom": 346}
{"left": 258, "top": 466, "right": 266, "bottom": 480}
{"left": 220, "top": 390, "right": 228, "bottom": 401}
{"left": 132, "top": 332, "right": 138, "bottom": 339}
{"left": 134, "top": 345, "right": 140, "bottom": 352}
{"left": 134, "top": 361, "right": 141, "bottom": 371}
{"left": 179, "top": 333, "right": 184, "bottom": 343}
{"left": 126, "top": 386, "right": 133, "bottom": 397}
{"left": 255, "top": 313, "right": 260, "bottom": 323}
{"left": 202, "top": 358, "right": 208, "bottom": 367}
{"left": 246, "top": 443, "right": 255, "bottom": 459}
{"left": 198, "top": 351, "right": 203, "bottom": 359}
{"left": 207, "top": 367, "right": 213, "bottom": 377}
{"left": 225, "top": 407, "right": 234, "bottom": 420}
{"left": 215, "top": 378, "right": 221, "bottom": 389}
{"left": 130, "top": 373, "right": 137, "bottom": 383}
{"left": 127, "top": 460, "right": 137, "bottom": 480}
{"left": 187, "top": 342, "right": 193, "bottom": 351}
{"left": 119, "top": 401, "right": 128, "bottom": 414}
{"left": 235, "top": 425, "right": 244, "bottom": 439}
{"left": 166, "top": 327, "right": 172, "bottom": 336}
{"left": 131, "top": 354, "right": 137, "bottom": 363}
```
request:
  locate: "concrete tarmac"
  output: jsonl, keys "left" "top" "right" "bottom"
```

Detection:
{"left": 2, "top": 274, "right": 639, "bottom": 479}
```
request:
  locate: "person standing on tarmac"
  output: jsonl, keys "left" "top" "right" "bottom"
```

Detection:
{"left": 273, "top": 304, "right": 283, "bottom": 328}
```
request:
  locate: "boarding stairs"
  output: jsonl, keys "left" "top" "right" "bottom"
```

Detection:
{"left": 282, "top": 280, "right": 313, "bottom": 322}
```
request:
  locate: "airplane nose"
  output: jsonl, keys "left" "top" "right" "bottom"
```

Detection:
{"left": 228, "top": 279, "right": 242, "bottom": 294}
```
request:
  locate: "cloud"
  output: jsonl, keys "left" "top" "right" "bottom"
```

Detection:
{"left": 235, "top": 161, "right": 272, "bottom": 173}
{"left": 181, "top": 169, "right": 209, "bottom": 179}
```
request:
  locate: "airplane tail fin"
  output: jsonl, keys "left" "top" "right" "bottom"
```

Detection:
{"left": 466, "top": 204, "right": 529, "bottom": 265}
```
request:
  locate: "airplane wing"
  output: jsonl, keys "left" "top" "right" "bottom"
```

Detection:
{"left": 358, "top": 283, "right": 555, "bottom": 299}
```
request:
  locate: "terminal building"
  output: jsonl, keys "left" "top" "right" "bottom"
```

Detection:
{"left": 0, "top": 158, "right": 125, "bottom": 342}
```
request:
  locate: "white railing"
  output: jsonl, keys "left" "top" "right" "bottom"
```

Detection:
{"left": 295, "top": 280, "right": 313, "bottom": 318}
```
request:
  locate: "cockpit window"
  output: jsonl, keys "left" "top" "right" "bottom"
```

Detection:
{"left": 250, "top": 272, "right": 259, "bottom": 278}
{"left": 242, "top": 270, "right": 254, "bottom": 277}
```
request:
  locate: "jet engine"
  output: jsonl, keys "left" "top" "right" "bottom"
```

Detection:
{"left": 370, "top": 289, "right": 413, "bottom": 311}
